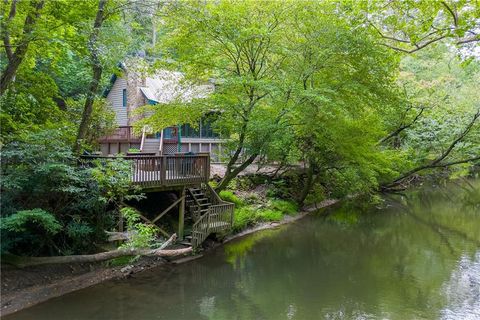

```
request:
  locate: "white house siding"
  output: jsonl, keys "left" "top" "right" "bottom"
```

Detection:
{"left": 107, "top": 77, "right": 128, "bottom": 126}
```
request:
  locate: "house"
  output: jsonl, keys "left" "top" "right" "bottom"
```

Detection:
{"left": 98, "top": 62, "right": 225, "bottom": 162}
{"left": 88, "top": 62, "right": 234, "bottom": 248}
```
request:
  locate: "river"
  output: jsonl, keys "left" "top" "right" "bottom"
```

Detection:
{"left": 5, "top": 180, "right": 480, "bottom": 320}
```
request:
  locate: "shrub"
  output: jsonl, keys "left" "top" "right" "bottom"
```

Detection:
{"left": 0, "top": 130, "right": 139, "bottom": 256}
{"left": 1, "top": 209, "right": 62, "bottom": 234}
{"left": 233, "top": 207, "right": 256, "bottom": 231}
{"left": 219, "top": 190, "right": 244, "bottom": 207}
{"left": 233, "top": 206, "right": 285, "bottom": 232}
{"left": 256, "top": 209, "right": 283, "bottom": 222}
{"left": 0, "top": 209, "right": 62, "bottom": 256}
{"left": 244, "top": 193, "right": 261, "bottom": 204}
{"left": 268, "top": 199, "right": 298, "bottom": 215}
{"left": 120, "top": 207, "right": 158, "bottom": 249}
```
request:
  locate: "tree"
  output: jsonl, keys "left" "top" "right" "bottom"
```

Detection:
{"left": 0, "top": 0, "right": 45, "bottom": 94}
{"left": 380, "top": 45, "right": 480, "bottom": 189}
{"left": 144, "top": 0, "right": 292, "bottom": 191}
{"left": 362, "top": 0, "right": 480, "bottom": 54}
{"left": 73, "top": 0, "right": 162, "bottom": 153}
{"left": 280, "top": 2, "right": 403, "bottom": 202}
{"left": 74, "top": 0, "right": 108, "bottom": 153}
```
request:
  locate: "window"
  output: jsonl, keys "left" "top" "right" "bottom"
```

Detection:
{"left": 122, "top": 89, "right": 127, "bottom": 108}
{"left": 181, "top": 123, "right": 200, "bottom": 138}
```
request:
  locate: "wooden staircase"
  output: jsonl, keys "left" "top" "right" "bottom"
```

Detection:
{"left": 186, "top": 184, "right": 234, "bottom": 249}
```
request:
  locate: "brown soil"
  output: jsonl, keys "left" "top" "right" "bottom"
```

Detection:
{"left": 0, "top": 256, "right": 166, "bottom": 317}
{"left": 0, "top": 198, "right": 338, "bottom": 317}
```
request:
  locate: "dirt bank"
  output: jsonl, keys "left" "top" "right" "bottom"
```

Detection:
{"left": 0, "top": 198, "right": 338, "bottom": 317}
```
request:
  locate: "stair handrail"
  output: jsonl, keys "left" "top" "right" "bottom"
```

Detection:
{"left": 186, "top": 188, "right": 202, "bottom": 220}
{"left": 205, "top": 183, "right": 223, "bottom": 205}
{"left": 190, "top": 184, "right": 236, "bottom": 248}
{"left": 139, "top": 125, "right": 147, "bottom": 152}
{"left": 191, "top": 208, "right": 210, "bottom": 248}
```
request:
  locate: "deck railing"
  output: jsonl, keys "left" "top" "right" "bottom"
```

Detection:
{"left": 191, "top": 202, "right": 234, "bottom": 248}
{"left": 81, "top": 154, "right": 210, "bottom": 188}
{"left": 98, "top": 126, "right": 141, "bottom": 142}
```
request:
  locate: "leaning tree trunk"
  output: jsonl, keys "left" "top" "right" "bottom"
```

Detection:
{"left": 3, "top": 247, "right": 193, "bottom": 268}
{"left": 0, "top": 0, "right": 45, "bottom": 94}
{"left": 2, "top": 234, "right": 192, "bottom": 268}
{"left": 297, "top": 161, "right": 314, "bottom": 207}
{"left": 74, "top": 0, "right": 107, "bottom": 154}
{"left": 216, "top": 153, "right": 258, "bottom": 192}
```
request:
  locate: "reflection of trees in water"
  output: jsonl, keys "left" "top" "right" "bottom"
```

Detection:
{"left": 441, "top": 251, "right": 480, "bottom": 320}
{"left": 385, "top": 179, "right": 480, "bottom": 250}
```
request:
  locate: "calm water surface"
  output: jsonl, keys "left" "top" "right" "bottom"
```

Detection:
{"left": 6, "top": 181, "right": 480, "bottom": 320}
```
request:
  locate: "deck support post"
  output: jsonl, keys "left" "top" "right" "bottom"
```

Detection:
{"left": 119, "top": 211, "right": 124, "bottom": 232}
{"left": 178, "top": 187, "right": 185, "bottom": 240}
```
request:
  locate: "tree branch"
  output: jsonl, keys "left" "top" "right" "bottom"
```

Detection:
{"left": 378, "top": 106, "right": 425, "bottom": 145}
{"left": 383, "top": 109, "right": 480, "bottom": 189}
{"left": 441, "top": 1, "right": 458, "bottom": 27}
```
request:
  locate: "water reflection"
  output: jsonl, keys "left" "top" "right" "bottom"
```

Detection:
{"left": 441, "top": 252, "right": 480, "bottom": 320}
{"left": 5, "top": 180, "right": 480, "bottom": 320}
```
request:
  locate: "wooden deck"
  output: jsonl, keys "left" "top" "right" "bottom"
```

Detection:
{"left": 98, "top": 126, "right": 141, "bottom": 142}
{"left": 81, "top": 153, "right": 234, "bottom": 247}
{"left": 82, "top": 153, "right": 210, "bottom": 189}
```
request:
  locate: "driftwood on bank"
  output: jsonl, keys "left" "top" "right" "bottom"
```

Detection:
{"left": 105, "top": 231, "right": 135, "bottom": 242}
{"left": 3, "top": 234, "right": 192, "bottom": 268}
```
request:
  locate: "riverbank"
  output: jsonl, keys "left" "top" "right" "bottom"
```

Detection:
{"left": 0, "top": 199, "right": 338, "bottom": 317}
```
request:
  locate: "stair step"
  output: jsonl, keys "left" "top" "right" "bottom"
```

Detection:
{"left": 199, "top": 203, "right": 211, "bottom": 207}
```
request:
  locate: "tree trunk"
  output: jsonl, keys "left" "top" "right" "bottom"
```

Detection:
{"left": 297, "top": 161, "right": 314, "bottom": 206}
{"left": 74, "top": 0, "right": 107, "bottom": 154}
{"left": 216, "top": 153, "right": 258, "bottom": 192}
{"left": 0, "top": 0, "right": 45, "bottom": 94}
{"left": 3, "top": 247, "right": 193, "bottom": 268}
{"left": 3, "top": 234, "right": 192, "bottom": 268}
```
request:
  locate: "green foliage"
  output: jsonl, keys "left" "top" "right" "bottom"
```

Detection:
{"left": 219, "top": 191, "right": 244, "bottom": 207}
{"left": 1, "top": 0, "right": 479, "bottom": 259}
{"left": 233, "top": 207, "right": 256, "bottom": 231}
{"left": 395, "top": 44, "right": 480, "bottom": 177}
{"left": 268, "top": 200, "right": 298, "bottom": 216}
{"left": 256, "top": 209, "right": 283, "bottom": 222}
{"left": 120, "top": 207, "right": 158, "bottom": 249}
{"left": 0, "top": 209, "right": 62, "bottom": 256}
{"left": 1, "top": 209, "right": 62, "bottom": 234}
{"left": 233, "top": 206, "right": 287, "bottom": 232}
{"left": 91, "top": 158, "right": 143, "bottom": 204}
{"left": 0, "top": 130, "right": 136, "bottom": 256}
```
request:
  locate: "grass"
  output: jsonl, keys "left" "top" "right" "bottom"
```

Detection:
{"left": 232, "top": 199, "right": 299, "bottom": 232}
{"left": 220, "top": 180, "right": 301, "bottom": 232}
{"left": 219, "top": 190, "right": 245, "bottom": 207}
{"left": 233, "top": 207, "right": 256, "bottom": 231}
{"left": 268, "top": 199, "right": 298, "bottom": 215}
{"left": 256, "top": 209, "right": 283, "bottom": 221}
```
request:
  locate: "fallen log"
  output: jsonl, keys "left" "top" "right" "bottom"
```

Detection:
{"left": 105, "top": 231, "right": 135, "bottom": 242}
{"left": 3, "top": 234, "right": 192, "bottom": 268}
